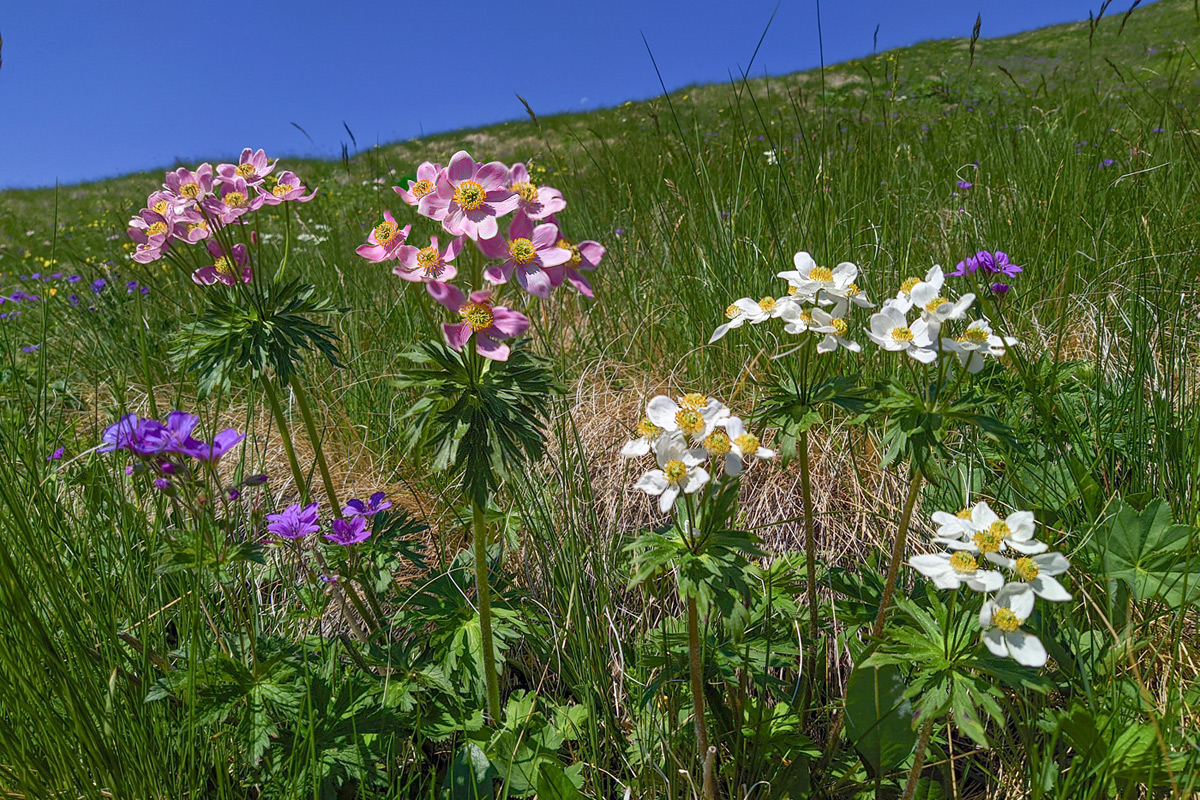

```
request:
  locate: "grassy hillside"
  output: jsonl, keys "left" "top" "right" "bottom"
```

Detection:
{"left": 1, "top": 1, "right": 1199, "bottom": 798}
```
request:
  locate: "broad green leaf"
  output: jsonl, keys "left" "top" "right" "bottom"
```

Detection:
{"left": 1095, "top": 499, "right": 1200, "bottom": 608}
{"left": 536, "top": 763, "right": 586, "bottom": 800}
{"left": 844, "top": 663, "right": 917, "bottom": 777}
{"left": 445, "top": 742, "right": 494, "bottom": 800}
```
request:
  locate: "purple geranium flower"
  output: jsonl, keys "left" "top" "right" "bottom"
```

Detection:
{"left": 325, "top": 515, "right": 370, "bottom": 545}
{"left": 21, "top": 344, "right": 41, "bottom": 353}
{"left": 47, "top": 446, "right": 64, "bottom": 461}
{"left": 957, "top": 180, "right": 973, "bottom": 190}
{"left": 98, "top": 414, "right": 170, "bottom": 456}
{"left": 91, "top": 278, "right": 107, "bottom": 294}
{"left": 949, "top": 250, "right": 1023, "bottom": 279}
{"left": 267, "top": 502, "right": 321, "bottom": 540}
{"left": 343, "top": 491, "right": 392, "bottom": 518}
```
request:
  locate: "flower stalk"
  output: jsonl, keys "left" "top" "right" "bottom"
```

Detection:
{"left": 686, "top": 593, "right": 715, "bottom": 800}
{"left": 473, "top": 497, "right": 503, "bottom": 724}
{"left": 872, "top": 467, "right": 924, "bottom": 637}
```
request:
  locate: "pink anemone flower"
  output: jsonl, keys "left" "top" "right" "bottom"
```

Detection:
{"left": 478, "top": 214, "right": 571, "bottom": 298}
{"left": 205, "top": 176, "right": 265, "bottom": 224}
{"left": 260, "top": 171, "right": 317, "bottom": 205}
{"left": 427, "top": 282, "right": 529, "bottom": 362}
{"left": 217, "top": 148, "right": 277, "bottom": 185}
{"left": 171, "top": 216, "right": 211, "bottom": 243}
{"left": 193, "top": 241, "right": 252, "bottom": 286}
{"left": 545, "top": 223, "right": 605, "bottom": 299}
{"left": 164, "top": 164, "right": 214, "bottom": 212}
{"left": 394, "top": 161, "right": 442, "bottom": 206}
{"left": 425, "top": 151, "right": 518, "bottom": 240}
{"left": 395, "top": 234, "right": 463, "bottom": 283}
{"left": 128, "top": 208, "right": 172, "bottom": 248}
{"left": 507, "top": 163, "right": 566, "bottom": 220}
{"left": 355, "top": 211, "right": 411, "bottom": 262}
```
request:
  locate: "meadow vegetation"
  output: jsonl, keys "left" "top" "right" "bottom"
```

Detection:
{"left": 1, "top": 1, "right": 1199, "bottom": 798}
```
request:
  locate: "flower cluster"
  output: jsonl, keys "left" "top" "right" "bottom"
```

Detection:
{"left": 621, "top": 393, "right": 774, "bottom": 513}
{"left": 355, "top": 150, "right": 605, "bottom": 361}
{"left": 868, "top": 265, "right": 1017, "bottom": 373}
{"left": 948, "top": 249, "right": 1023, "bottom": 297}
{"left": 126, "top": 149, "right": 316, "bottom": 284}
{"left": 910, "top": 501, "right": 1071, "bottom": 667}
{"left": 98, "top": 411, "right": 248, "bottom": 493}
{"left": 710, "top": 250, "right": 873, "bottom": 353}
{"left": 266, "top": 491, "right": 391, "bottom": 546}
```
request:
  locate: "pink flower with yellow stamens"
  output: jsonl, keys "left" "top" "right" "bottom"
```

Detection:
{"left": 204, "top": 176, "right": 265, "bottom": 224}
{"left": 259, "top": 171, "right": 317, "bottom": 205}
{"left": 193, "top": 241, "right": 252, "bottom": 286}
{"left": 427, "top": 282, "right": 529, "bottom": 362}
{"left": 478, "top": 214, "right": 570, "bottom": 298}
{"left": 507, "top": 163, "right": 566, "bottom": 220}
{"left": 395, "top": 234, "right": 463, "bottom": 283}
{"left": 355, "top": 211, "right": 411, "bottom": 262}
{"left": 426, "top": 151, "right": 518, "bottom": 240}
{"left": 217, "top": 148, "right": 277, "bottom": 185}
{"left": 542, "top": 217, "right": 604, "bottom": 299}
{"left": 164, "top": 164, "right": 214, "bottom": 212}
{"left": 395, "top": 161, "right": 442, "bottom": 206}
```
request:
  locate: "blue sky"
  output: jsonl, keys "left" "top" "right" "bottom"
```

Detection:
{"left": 0, "top": 1, "right": 1129, "bottom": 188}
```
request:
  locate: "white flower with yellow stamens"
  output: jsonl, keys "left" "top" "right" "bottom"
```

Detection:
{"left": 709, "top": 296, "right": 789, "bottom": 343}
{"left": 720, "top": 416, "right": 775, "bottom": 476}
{"left": 910, "top": 277, "right": 974, "bottom": 332}
{"left": 812, "top": 307, "right": 861, "bottom": 353}
{"left": 931, "top": 505, "right": 982, "bottom": 541}
{"left": 891, "top": 264, "right": 944, "bottom": 313}
{"left": 645, "top": 393, "right": 730, "bottom": 443}
{"left": 633, "top": 432, "right": 711, "bottom": 513}
{"left": 935, "top": 502, "right": 1047, "bottom": 556}
{"left": 987, "top": 551, "right": 1072, "bottom": 602}
{"left": 866, "top": 304, "right": 936, "bottom": 363}
{"left": 909, "top": 551, "right": 1004, "bottom": 592}
{"left": 620, "top": 416, "right": 666, "bottom": 458}
{"left": 778, "top": 251, "right": 858, "bottom": 302}
{"left": 980, "top": 583, "right": 1046, "bottom": 667}
{"left": 943, "top": 319, "right": 1019, "bottom": 373}
{"left": 779, "top": 301, "right": 828, "bottom": 336}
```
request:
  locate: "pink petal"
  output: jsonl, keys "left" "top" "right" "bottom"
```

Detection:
{"left": 537, "top": 246, "right": 572, "bottom": 267}
{"left": 476, "top": 233, "right": 510, "bottom": 260}
{"left": 489, "top": 307, "right": 530, "bottom": 338}
{"left": 426, "top": 280, "right": 465, "bottom": 311}
{"left": 469, "top": 289, "right": 493, "bottom": 303}
{"left": 475, "top": 334, "right": 510, "bottom": 361}
{"left": 417, "top": 161, "right": 441, "bottom": 181}
{"left": 446, "top": 151, "right": 475, "bottom": 184}
{"left": 508, "top": 212, "right": 534, "bottom": 241}
{"left": 476, "top": 162, "right": 509, "bottom": 191}
{"left": 578, "top": 241, "right": 605, "bottom": 268}
{"left": 508, "top": 162, "right": 529, "bottom": 184}
{"left": 444, "top": 235, "right": 464, "bottom": 261}
{"left": 487, "top": 192, "right": 520, "bottom": 217}
{"left": 565, "top": 269, "right": 595, "bottom": 298}
{"left": 356, "top": 243, "right": 389, "bottom": 262}
{"left": 443, "top": 322, "right": 472, "bottom": 351}
{"left": 530, "top": 222, "right": 559, "bottom": 249}
{"left": 473, "top": 214, "right": 498, "bottom": 241}
{"left": 517, "top": 265, "right": 553, "bottom": 298}
{"left": 483, "top": 263, "right": 512, "bottom": 284}
{"left": 396, "top": 245, "right": 419, "bottom": 270}
{"left": 392, "top": 264, "right": 422, "bottom": 282}
{"left": 192, "top": 267, "right": 219, "bottom": 285}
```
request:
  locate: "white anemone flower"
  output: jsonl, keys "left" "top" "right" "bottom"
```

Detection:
{"left": 980, "top": 583, "right": 1046, "bottom": 667}
{"left": 943, "top": 319, "right": 1019, "bottom": 373}
{"left": 709, "top": 296, "right": 791, "bottom": 343}
{"left": 909, "top": 551, "right": 1004, "bottom": 592}
{"left": 777, "top": 251, "right": 857, "bottom": 302}
{"left": 646, "top": 393, "right": 730, "bottom": 443}
{"left": 891, "top": 265, "right": 944, "bottom": 313}
{"left": 866, "top": 304, "right": 936, "bottom": 363}
{"left": 987, "top": 551, "right": 1072, "bottom": 602}
{"left": 910, "top": 280, "right": 974, "bottom": 331}
{"left": 620, "top": 416, "right": 666, "bottom": 458}
{"left": 931, "top": 505, "right": 982, "bottom": 541}
{"left": 718, "top": 416, "right": 775, "bottom": 476}
{"left": 633, "top": 432, "right": 710, "bottom": 513}
{"left": 812, "top": 306, "right": 861, "bottom": 353}
{"left": 937, "top": 502, "right": 1048, "bottom": 556}
{"left": 779, "top": 302, "right": 830, "bottom": 336}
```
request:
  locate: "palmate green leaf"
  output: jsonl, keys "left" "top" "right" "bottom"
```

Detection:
{"left": 172, "top": 277, "right": 344, "bottom": 395}
{"left": 1092, "top": 498, "right": 1200, "bottom": 608}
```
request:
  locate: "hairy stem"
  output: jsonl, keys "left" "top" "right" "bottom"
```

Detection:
{"left": 798, "top": 429, "right": 820, "bottom": 640}
{"left": 473, "top": 499, "right": 503, "bottom": 724}
{"left": 872, "top": 467, "right": 924, "bottom": 637}
{"left": 288, "top": 375, "right": 341, "bottom": 514}
{"left": 902, "top": 717, "right": 936, "bottom": 800}
{"left": 687, "top": 594, "right": 714, "bottom": 800}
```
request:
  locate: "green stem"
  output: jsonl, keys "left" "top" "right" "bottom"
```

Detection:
{"left": 872, "top": 466, "right": 924, "bottom": 638}
{"left": 473, "top": 498, "right": 503, "bottom": 724}
{"left": 902, "top": 717, "right": 936, "bottom": 800}
{"left": 289, "top": 375, "right": 341, "bottom": 514}
{"left": 277, "top": 201, "right": 292, "bottom": 283}
{"left": 687, "top": 594, "right": 715, "bottom": 800}
{"left": 797, "top": 429, "right": 820, "bottom": 640}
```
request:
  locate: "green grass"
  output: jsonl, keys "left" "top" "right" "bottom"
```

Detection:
{"left": 1, "top": 1, "right": 1200, "bottom": 797}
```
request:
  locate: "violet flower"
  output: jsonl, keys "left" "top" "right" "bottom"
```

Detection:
{"left": 325, "top": 515, "right": 370, "bottom": 545}
{"left": 343, "top": 491, "right": 392, "bottom": 518}
{"left": 267, "top": 502, "right": 321, "bottom": 540}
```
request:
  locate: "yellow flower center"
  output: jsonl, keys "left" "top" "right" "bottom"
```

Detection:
{"left": 949, "top": 552, "right": 978, "bottom": 573}
{"left": 213, "top": 256, "right": 235, "bottom": 278}
{"left": 271, "top": 184, "right": 292, "bottom": 198}
{"left": 703, "top": 430, "right": 731, "bottom": 456}
{"left": 758, "top": 296, "right": 777, "bottom": 313}
{"left": 993, "top": 607, "right": 1021, "bottom": 633}
{"left": 416, "top": 246, "right": 441, "bottom": 274}
{"left": 847, "top": 282, "right": 860, "bottom": 295}
{"left": 410, "top": 178, "right": 435, "bottom": 199}
{"left": 808, "top": 266, "right": 833, "bottom": 282}
{"left": 508, "top": 238, "right": 537, "bottom": 264}
{"left": 725, "top": 303, "right": 742, "bottom": 319}
{"left": 224, "top": 191, "right": 249, "bottom": 209}
{"left": 924, "top": 296, "right": 948, "bottom": 314}
{"left": 374, "top": 220, "right": 399, "bottom": 245}
{"left": 831, "top": 318, "right": 848, "bottom": 336}
{"left": 787, "top": 285, "right": 799, "bottom": 296}
{"left": 555, "top": 239, "right": 582, "bottom": 267}
{"left": 151, "top": 200, "right": 169, "bottom": 215}
{"left": 956, "top": 508, "right": 973, "bottom": 519}
{"left": 959, "top": 326, "right": 989, "bottom": 345}
{"left": 680, "top": 393, "right": 708, "bottom": 411}
{"left": 900, "top": 276, "right": 920, "bottom": 295}
{"left": 186, "top": 221, "right": 208, "bottom": 235}
{"left": 664, "top": 460, "right": 688, "bottom": 485}
{"left": 145, "top": 221, "right": 168, "bottom": 237}
{"left": 236, "top": 162, "right": 257, "bottom": 178}
{"left": 453, "top": 179, "right": 487, "bottom": 210}
{"left": 458, "top": 301, "right": 494, "bottom": 332}
{"left": 675, "top": 409, "right": 705, "bottom": 437}
{"left": 973, "top": 526, "right": 1004, "bottom": 554}
{"left": 735, "top": 433, "right": 760, "bottom": 454}
{"left": 511, "top": 181, "right": 539, "bottom": 203}
{"left": 891, "top": 326, "right": 914, "bottom": 343}
{"left": 1014, "top": 557, "right": 1040, "bottom": 582}
{"left": 636, "top": 418, "right": 663, "bottom": 440}
{"left": 179, "top": 182, "right": 201, "bottom": 199}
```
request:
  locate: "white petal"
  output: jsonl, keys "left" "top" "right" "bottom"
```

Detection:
{"left": 909, "top": 553, "right": 951, "bottom": 577}
{"left": 620, "top": 438, "right": 651, "bottom": 457}
{"left": 1005, "top": 631, "right": 1047, "bottom": 667}
{"left": 684, "top": 467, "right": 710, "bottom": 493}
{"left": 982, "top": 628, "right": 1008, "bottom": 657}
{"left": 1001, "top": 583, "right": 1037, "bottom": 618}
{"left": 756, "top": 446, "right": 775, "bottom": 459}
{"left": 1035, "top": 552, "right": 1070, "bottom": 576}
{"left": 646, "top": 396, "right": 679, "bottom": 429}
{"left": 724, "top": 453, "right": 744, "bottom": 476}
{"left": 979, "top": 600, "right": 996, "bottom": 627}
{"left": 968, "top": 569, "right": 1005, "bottom": 593}
{"left": 659, "top": 485, "right": 680, "bottom": 514}
{"left": 634, "top": 471, "right": 668, "bottom": 495}
{"left": 1031, "top": 575, "right": 1072, "bottom": 602}
{"left": 723, "top": 416, "right": 746, "bottom": 438}
{"left": 908, "top": 345, "right": 937, "bottom": 364}
{"left": 708, "top": 322, "right": 733, "bottom": 343}
{"left": 793, "top": 251, "right": 816, "bottom": 272}
{"left": 817, "top": 335, "right": 837, "bottom": 354}
{"left": 931, "top": 571, "right": 963, "bottom": 590}
{"left": 1006, "top": 539, "right": 1048, "bottom": 555}
{"left": 972, "top": 501, "right": 998, "bottom": 528}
